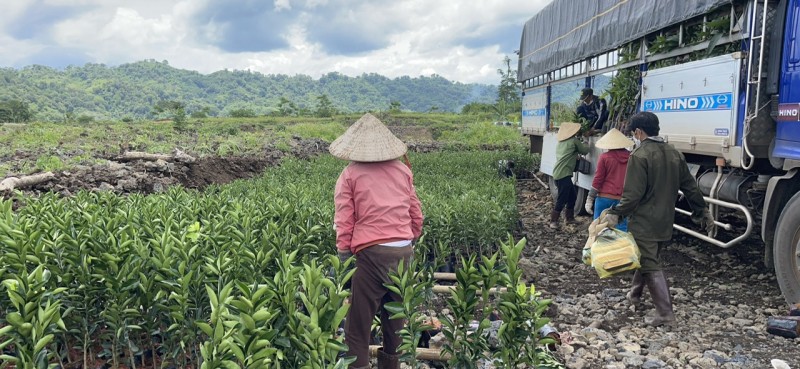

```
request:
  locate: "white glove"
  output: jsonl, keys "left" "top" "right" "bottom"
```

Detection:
{"left": 585, "top": 189, "right": 597, "bottom": 214}
{"left": 598, "top": 211, "right": 619, "bottom": 229}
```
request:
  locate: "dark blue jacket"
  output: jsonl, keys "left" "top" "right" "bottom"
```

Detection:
{"left": 576, "top": 96, "right": 609, "bottom": 130}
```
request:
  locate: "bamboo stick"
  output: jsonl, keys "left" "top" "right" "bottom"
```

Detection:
{"left": 431, "top": 285, "right": 507, "bottom": 295}
{"left": 368, "top": 345, "right": 451, "bottom": 361}
{"left": 115, "top": 151, "right": 173, "bottom": 162}
{"left": 433, "top": 272, "right": 457, "bottom": 281}
{"left": 531, "top": 173, "right": 550, "bottom": 190}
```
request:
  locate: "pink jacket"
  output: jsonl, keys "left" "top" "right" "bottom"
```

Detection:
{"left": 334, "top": 160, "right": 424, "bottom": 254}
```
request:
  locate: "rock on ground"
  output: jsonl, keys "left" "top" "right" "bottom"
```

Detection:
{"left": 515, "top": 180, "right": 800, "bottom": 368}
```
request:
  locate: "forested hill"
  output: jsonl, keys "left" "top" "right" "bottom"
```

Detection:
{"left": 0, "top": 60, "right": 497, "bottom": 121}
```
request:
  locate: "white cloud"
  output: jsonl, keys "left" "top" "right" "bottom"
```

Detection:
{"left": 274, "top": 0, "right": 291, "bottom": 11}
{"left": 0, "top": 1, "right": 33, "bottom": 28}
{"left": 100, "top": 8, "right": 173, "bottom": 46}
{"left": 0, "top": 0, "right": 553, "bottom": 84}
{"left": 0, "top": 35, "right": 46, "bottom": 66}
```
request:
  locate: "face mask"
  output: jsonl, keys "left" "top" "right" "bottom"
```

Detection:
{"left": 631, "top": 129, "right": 642, "bottom": 148}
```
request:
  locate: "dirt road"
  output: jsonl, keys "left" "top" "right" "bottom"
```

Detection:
{"left": 517, "top": 180, "right": 799, "bottom": 369}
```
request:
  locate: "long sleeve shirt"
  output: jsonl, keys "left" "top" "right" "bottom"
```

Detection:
{"left": 334, "top": 160, "right": 423, "bottom": 254}
{"left": 576, "top": 96, "right": 609, "bottom": 130}
{"left": 591, "top": 149, "right": 629, "bottom": 197}
{"left": 607, "top": 138, "right": 706, "bottom": 241}
{"left": 552, "top": 136, "right": 590, "bottom": 181}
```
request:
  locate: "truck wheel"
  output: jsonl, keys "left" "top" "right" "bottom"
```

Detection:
{"left": 774, "top": 191, "right": 800, "bottom": 305}
{"left": 547, "top": 175, "right": 588, "bottom": 216}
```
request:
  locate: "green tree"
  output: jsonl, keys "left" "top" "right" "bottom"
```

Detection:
{"left": 0, "top": 99, "right": 34, "bottom": 122}
{"left": 63, "top": 110, "right": 76, "bottom": 124}
{"left": 315, "top": 94, "right": 336, "bottom": 117}
{"left": 152, "top": 100, "right": 187, "bottom": 131}
{"left": 461, "top": 102, "right": 495, "bottom": 115}
{"left": 496, "top": 56, "right": 521, "bottom": 120}
{"left": 277, "top": 96, "right": 298, "bottom": 117}
{"left": 388, "top": 100, "right": 402, "bottom": 113}
{"left": 77, "top": 114, "right": 94, "bottom": 124}
{"left": 190, "top": 106, "right": 212, "bottom": 118}
{"left": 229, "top": 108, "right": 256, "bottom": 118}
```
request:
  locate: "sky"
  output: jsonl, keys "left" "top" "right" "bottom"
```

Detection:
{"left": 0, "top": 0, "right": 552, "bottom": 85}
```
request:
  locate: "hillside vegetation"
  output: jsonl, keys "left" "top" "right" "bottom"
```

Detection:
{"left": 0, "top": 60, "right": 496, "bottom": 121}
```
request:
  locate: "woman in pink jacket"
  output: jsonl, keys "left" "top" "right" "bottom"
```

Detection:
{"left": 330, "top": 113, "right": 424, "bottom": 369}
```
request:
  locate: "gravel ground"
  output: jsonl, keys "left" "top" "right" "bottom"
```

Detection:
{"left": 515, "top": 179, "right": 800, "bottom": 369}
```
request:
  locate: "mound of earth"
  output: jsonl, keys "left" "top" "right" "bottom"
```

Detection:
{"left": 5, "top": 137, "right": 329, "bottom": 196}
{"left": 2, "top": 131, "right": 526, "bottom": 198}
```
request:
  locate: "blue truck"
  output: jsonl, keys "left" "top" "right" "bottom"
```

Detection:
{"left": 518, "top": 0, "right": 800, "bottom": 305}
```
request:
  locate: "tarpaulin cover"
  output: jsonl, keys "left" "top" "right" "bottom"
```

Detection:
{"left": 517, "top": 0, "right": 732, "bottom": 82}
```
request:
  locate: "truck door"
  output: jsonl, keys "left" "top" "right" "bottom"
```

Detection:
{"left": 521, "top": 87, "right": 548, "bottom": 135}
{"left": 775, "top": 0, "right": 800, "bottom": 161}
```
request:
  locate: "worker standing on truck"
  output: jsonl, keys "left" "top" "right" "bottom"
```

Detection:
{"left": 599, "top": 112, "right": 714, "bottom": 327}
{"left": 576, "top": 87, "right": 609, "bottom": 136}
{"left": 550, "top": 122, "right": 589, "bottom": 229}
{"left": 586, "top": 128, "right": 634, "bottom": 231}
{"left": 330, "top": 113, "right": 424, "bottom": 369}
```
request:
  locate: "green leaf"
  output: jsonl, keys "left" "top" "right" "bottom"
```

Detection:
{"left": 221, "top": 360, "right": 240, "bottom": 369}
{"left": 197, "top": 322, "right": 213, "bottom": 337}
{"left": 382, "top": 302, "right": 404, "bottom": 315}
{"left": 240, "top": 313, "right": 256, "bottom": 332}
{"left": 34, "top": 334, "right": 54, "bottom": 353}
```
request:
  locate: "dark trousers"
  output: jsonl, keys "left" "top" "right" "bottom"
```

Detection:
{"left": 637, "top": 239, "right": 663, "bottom": 272}
{"left": 345, "top": 245, "right": 413, "bottom": 368}
{"left": 554, "top": 176, "right": 577, "bottom": 213}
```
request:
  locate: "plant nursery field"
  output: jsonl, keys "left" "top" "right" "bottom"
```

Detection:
{"left": 0, "top": 148, "right": 559, "bottom": 369}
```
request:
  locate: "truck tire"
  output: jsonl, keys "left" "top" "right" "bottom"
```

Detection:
{"left": 547, "top": 175, "right": 588, "bottom": 216}
{"left": 774, "top": 191, "right": 800, "bottom": 305}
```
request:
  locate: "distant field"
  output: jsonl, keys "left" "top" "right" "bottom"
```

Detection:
{"left": 0, "top": 113, "right": 525, "bottom": 177}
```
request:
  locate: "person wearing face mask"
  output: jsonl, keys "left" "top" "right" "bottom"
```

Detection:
{"left": 597, "top": 112, "right": 714, "bottom": 327}
{"left": 631, "top": 133, "right": 643, "bottom": 148}
{"left": 576, "top": 88, "right": 609, "bottom": 136}
{"left": 585, "top": 128, "right": 633, "bottom": 231}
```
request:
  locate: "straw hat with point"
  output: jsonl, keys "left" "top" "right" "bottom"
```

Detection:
{"left": 595, "top": 128, "right": 635, "bottom": 150}
{"left": 556, "top": 122, "right": 582, "bottom": 141}
{"left": 329, "top": 113, "right": 408, "bottom": 162}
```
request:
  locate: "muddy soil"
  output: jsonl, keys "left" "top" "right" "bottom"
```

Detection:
{"left": 2, "top": 137, "right": 518, "bottom": 196}
{"left": 4, "top": 137, "right": 329, "bottom": 196}
{"left": 516, "top": 179, "right": 800, "bottom": 369}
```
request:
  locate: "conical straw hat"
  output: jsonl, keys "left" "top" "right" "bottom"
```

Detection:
{"left": 329, "top": 113, "right": 407, "bottom": 162}
{"left": 556, "top": 122, "right": 582, "bottom": 141}
{"left": 595, "top": 128, "right": 634, "bottom": 150}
